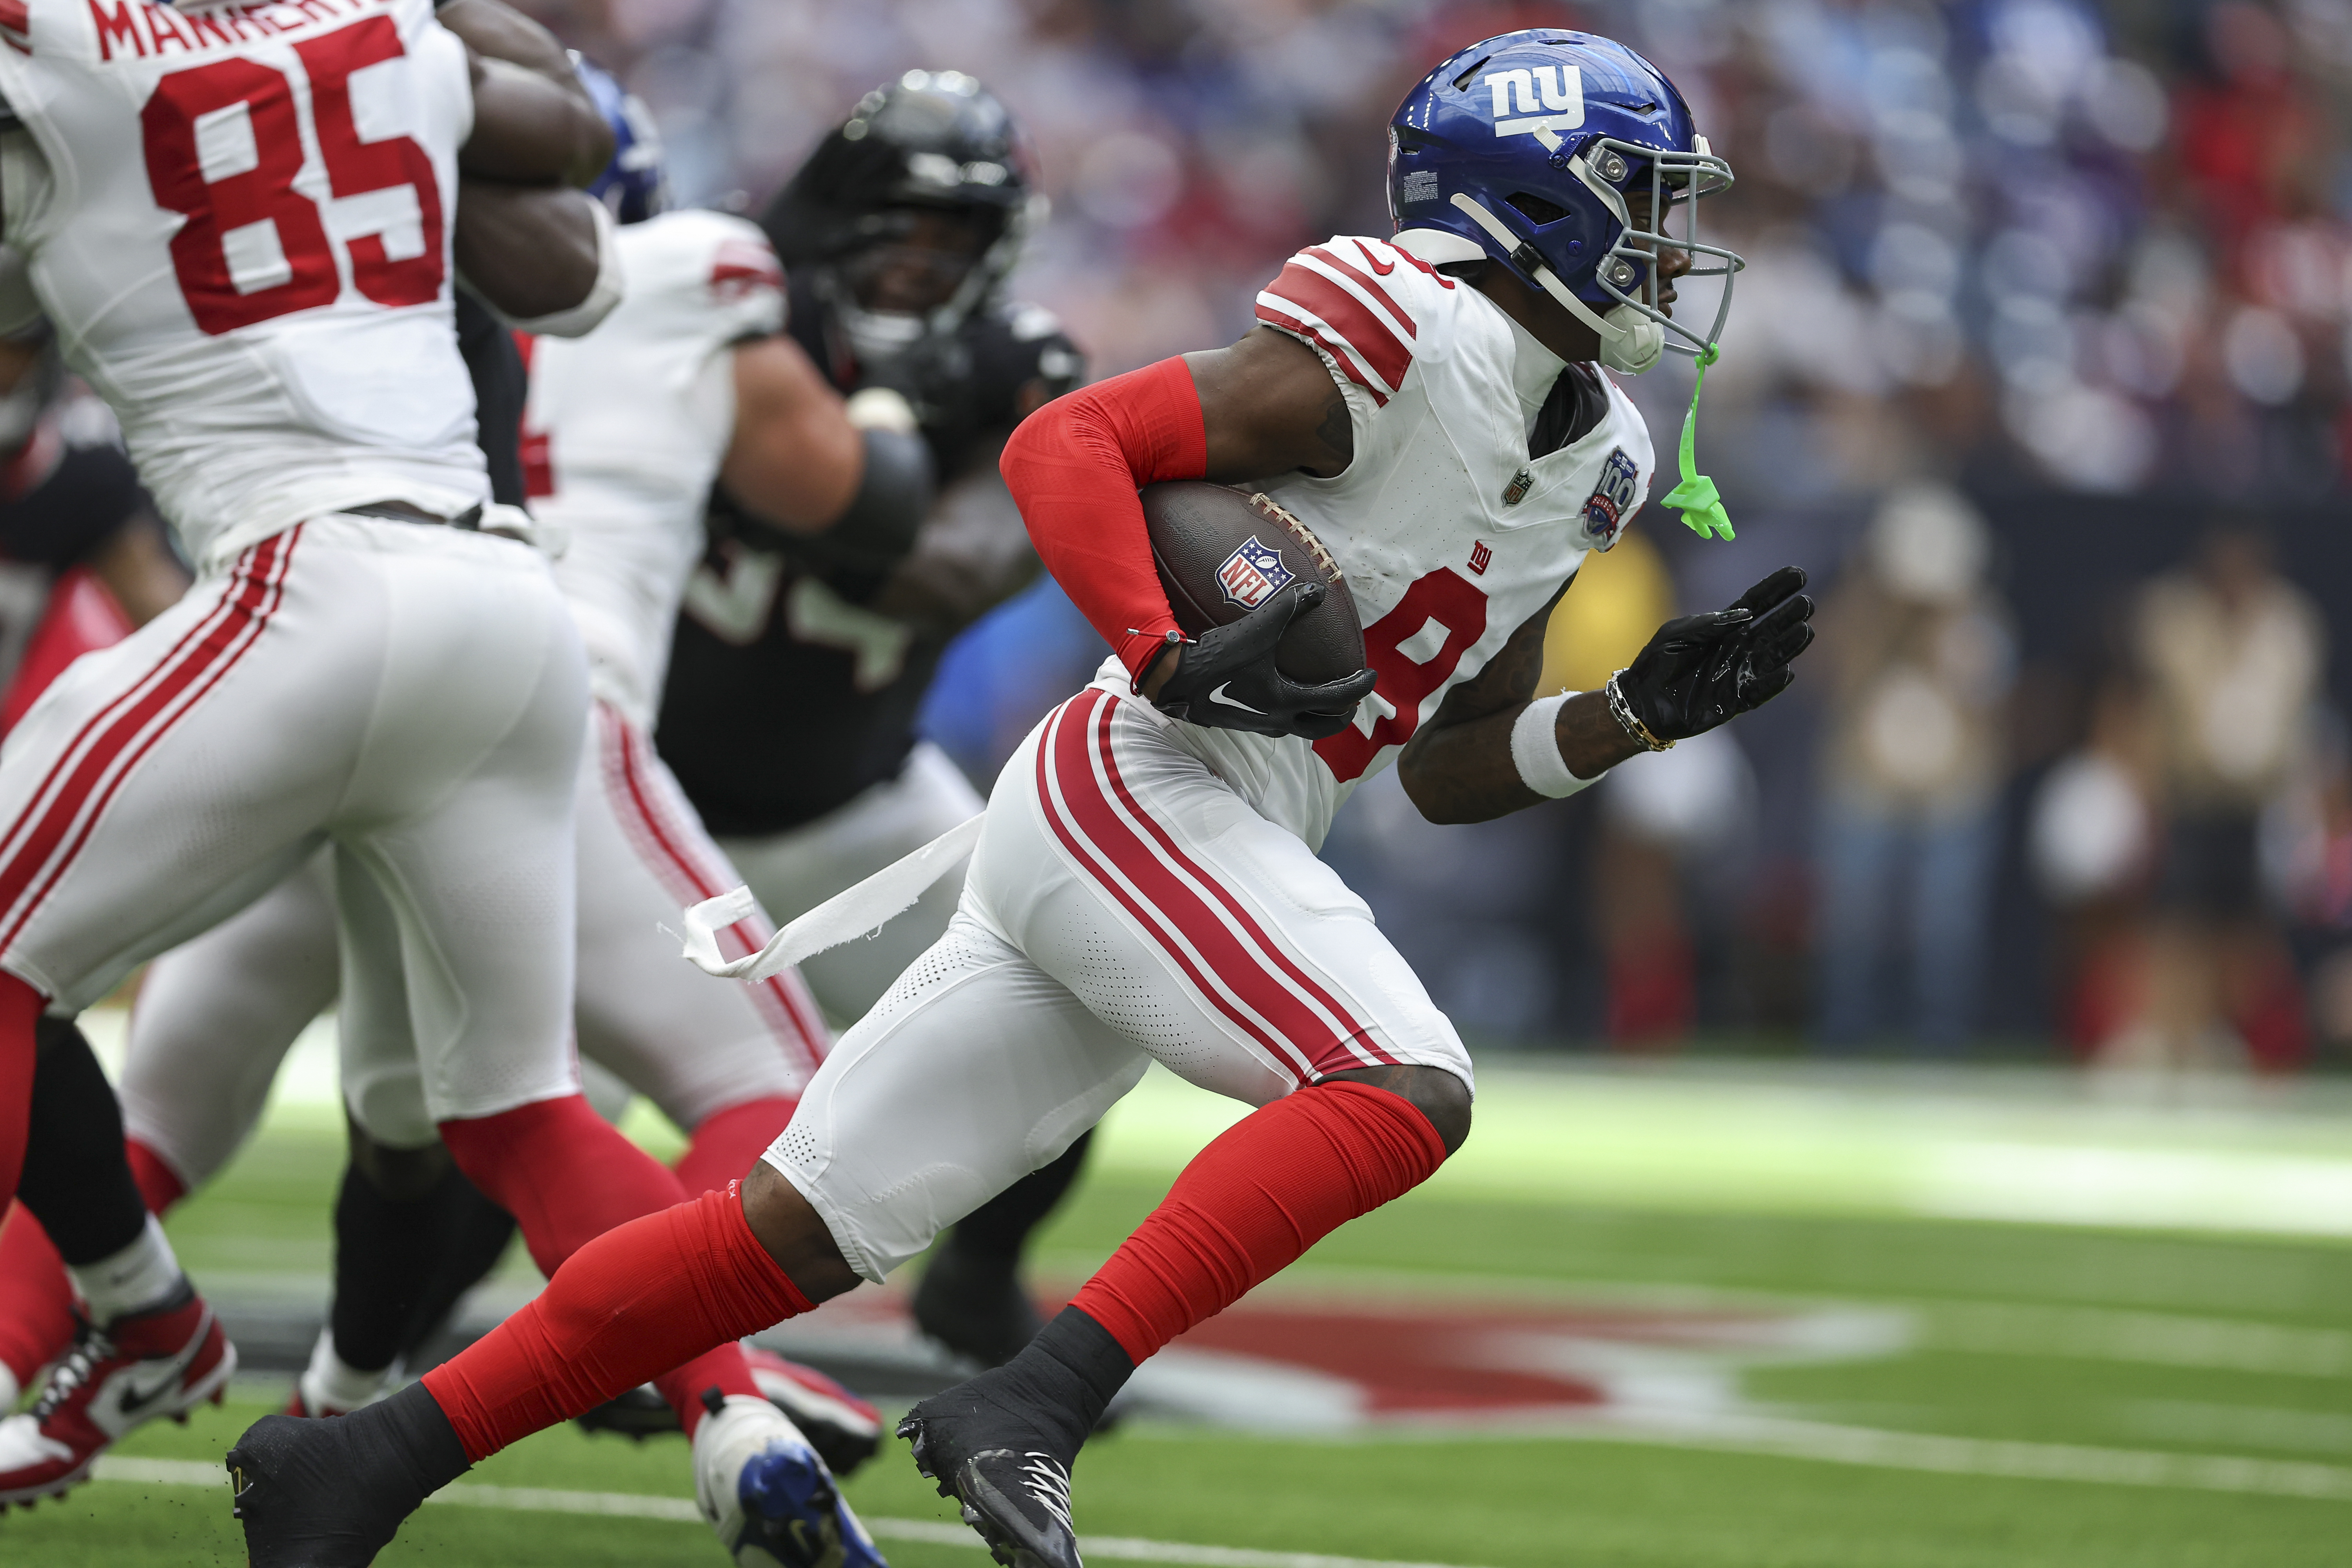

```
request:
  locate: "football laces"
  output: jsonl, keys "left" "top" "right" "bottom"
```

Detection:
{"left": 1016, "top": 1452, "right": 1075, "bottom": 1533}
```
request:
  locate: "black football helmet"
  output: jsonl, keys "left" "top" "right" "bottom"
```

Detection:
{"left": 762, "top": 70, "right": 1043, "bottom": 379}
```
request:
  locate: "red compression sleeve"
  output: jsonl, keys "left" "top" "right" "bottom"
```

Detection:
{"left": 1069, "top": 1080, "right": 1448, "bottom": 1364}
{"left": 1000, "top": 357, "right": 1207, "bottom": 683}
{"left": 421, "top": 1185, "right": 808, "bottom": 1460}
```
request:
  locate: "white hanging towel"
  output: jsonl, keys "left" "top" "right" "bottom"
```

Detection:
{"left": 678, "top": 813, "right": 984, "bottom": 983}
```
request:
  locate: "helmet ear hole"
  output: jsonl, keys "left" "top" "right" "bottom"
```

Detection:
{"left": 1505, "top": 192, "right": 1570, "bottom": 226}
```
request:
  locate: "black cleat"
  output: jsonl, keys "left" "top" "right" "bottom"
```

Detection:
{"left": 229, "top": 1381, "right": 470, "bottom": 1567}
{"left": 897, "top": 1375, "right": 1083, "bottom": 1568}
{"left": 573, "top": 1383, "right": 675, "bottom": 1442}
{"left": 911, "top": 1245, "right": 1045, "bottom": 1369}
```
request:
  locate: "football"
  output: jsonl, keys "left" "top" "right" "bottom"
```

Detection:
{"left": 1142, "top": 482, "right": 1366, "bottom": 685}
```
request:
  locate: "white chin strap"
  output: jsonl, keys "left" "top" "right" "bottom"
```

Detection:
{"left": 1443, "top": 196, "right": 1663, "bottom": 375}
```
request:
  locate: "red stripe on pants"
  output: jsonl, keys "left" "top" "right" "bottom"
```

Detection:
{"left": 1038, "top": 691, "right": 1391, "bottom": 1080}
{"left": 0, "top": 530, "right": 298, "bottom": 951}
{"left": 602, "top": 708, "right": 826, "bottom": 1072}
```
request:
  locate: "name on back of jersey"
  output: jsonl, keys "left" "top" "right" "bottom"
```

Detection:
{"left": 80, "top": 0, "right": 385, "bottom": 62}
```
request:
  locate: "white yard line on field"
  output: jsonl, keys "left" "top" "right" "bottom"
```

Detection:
{"left": 96, "top": 1403, "right": 2352, "bottom": 1565}
{"left": 92, "top": 1457, "right": 1492, "bottom": 1568}
{"left": 1540, "top": 1412, "right": 2352, "bottom": 1500}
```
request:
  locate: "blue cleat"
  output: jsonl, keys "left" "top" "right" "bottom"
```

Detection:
{"left": 692, "top": 1390, "right": 886, "bottom": 1568}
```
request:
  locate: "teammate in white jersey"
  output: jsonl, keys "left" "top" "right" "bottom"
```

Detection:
{"left": 232, "top": 29, "right": 1815, "bottom": 1568}
{"left": 0, "top": 76, "right": 907, "bottom": 1518}
{"left": 0, "top": 0, "right": 867, "bottom": 1539}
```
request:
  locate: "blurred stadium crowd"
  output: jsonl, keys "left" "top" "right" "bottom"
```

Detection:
{"left": 522, "top": 0, "right": 2352, "bottom": 1064}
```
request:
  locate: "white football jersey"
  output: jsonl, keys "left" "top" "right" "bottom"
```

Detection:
{"left": 1102, "top": 232, "right": 1655, "bottom": 850}
{"left": 0, "top": 0, "right": 487, "bottom": 570}
{"left": 523, "top": 208, "right": 784, "bottom": 726}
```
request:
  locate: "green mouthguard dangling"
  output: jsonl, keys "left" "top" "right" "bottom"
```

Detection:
{"left": 1659, "top": 343, "right": 1733, "bottom": 541}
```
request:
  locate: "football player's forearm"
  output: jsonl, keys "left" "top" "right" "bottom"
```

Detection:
{"left": 460, "top": 57, "right": 612, "bottom": 188}
{"left": 1401, "top": 693, "right": 1639, "bottom": 824}
{"left": 452, "top": 181, "right": 600, "bottom": 321}
{"left": 438, "top": 0, "right": 585, "bottom": 92}
{"left": 867, "top": 503, "right": 1041, "bottom": 635}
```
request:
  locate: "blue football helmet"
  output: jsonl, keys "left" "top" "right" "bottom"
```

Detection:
{"left": 573, "top": 55, "right": 670, "bottom": 225}
{"left": 1387, "top": 29, "right": 1740, "bottom": 374}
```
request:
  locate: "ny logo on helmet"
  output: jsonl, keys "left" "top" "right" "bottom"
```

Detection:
{"left": 1487, "top": 65, "right": 1583, "bottom": 138}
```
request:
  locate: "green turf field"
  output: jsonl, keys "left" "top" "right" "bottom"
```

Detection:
{"left": 12, "top": 1033, "right": 2352, "bottom": 1568}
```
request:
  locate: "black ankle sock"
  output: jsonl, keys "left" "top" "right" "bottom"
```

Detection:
{"left": 17, "top": 1018, "right": 149, "bottom": 1266}
{"left": 370, "top": 1380, "right": 473, "bottom": 1500}
{"left": 994, "top": 1306, "right": 1134, "bottom": 1453}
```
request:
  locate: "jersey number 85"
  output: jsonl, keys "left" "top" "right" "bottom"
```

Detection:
{"left": 141, "top": 15, "right": 444, "bottom": 335}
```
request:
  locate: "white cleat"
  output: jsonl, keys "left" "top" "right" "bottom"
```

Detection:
{"left": 691, "top": 1391, "right": 887, "bottom": 1568}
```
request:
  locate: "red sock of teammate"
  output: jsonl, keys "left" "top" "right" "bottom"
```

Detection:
{"left": 672, "top": 1094, "right": 795, "bottom": 1198}
{"left": 0, "top": 973, "right": 42, "bottom": 1205}
{"left": 0, "top": 1134, "right": 187, "bottom": 1388}
{"left": 0, "top": 1202, "right": 67, "bottom": 1391}
{"left": 1069, "top": 1080, "right": 1448, "bottom": 1363}
{"left": 123, "top": 1136, "right": 187, "bottom": 1214}
{"left": 420, "top": 1182, "right": 811, "bottom": 1461}
{"left": 437, "top": 1095, "right": 766, "bottom": 1438}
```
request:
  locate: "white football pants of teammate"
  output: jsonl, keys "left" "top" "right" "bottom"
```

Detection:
{"left": 713, "top": 740, "right": 984, "bottom": 1025}
{"left": 118, "top": 699, "right": 825, "bottom": 1187}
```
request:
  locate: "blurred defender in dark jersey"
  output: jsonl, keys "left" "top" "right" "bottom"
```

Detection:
{"left": 654, "top": 74, "right": 1090, "bottom": 1368}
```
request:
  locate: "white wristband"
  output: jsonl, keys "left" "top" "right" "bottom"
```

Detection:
{"left": 1511, "top": 691, "right": 1595, "bottom": 799}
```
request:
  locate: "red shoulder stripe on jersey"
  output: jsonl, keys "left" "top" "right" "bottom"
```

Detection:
{"left": 1260, "top": 261, "right": 1412, "bottom": 391}
{"left": 1386, "top": 244, "right": 1458, "bottom": 289}
{"left": 1252, "top": 302, "right": 1390, "bottom": 409}
{"left": 1305, "top": 245, "right": 1415, "bottom": 339}
{"left": 710, "top": 238, "right": 783, "bottom": 301}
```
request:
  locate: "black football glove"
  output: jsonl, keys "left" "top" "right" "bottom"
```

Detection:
{"left": 1151, "top": 581, "right": 1379, "bottom": 740}
{"left": 1615, "top": 566, "right": 1815, "bottom": 743}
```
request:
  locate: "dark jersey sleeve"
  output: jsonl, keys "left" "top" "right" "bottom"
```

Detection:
{"left": 456, "top": 286, "right": 529, "bottom": 507}
{"left": 0, "top": 438, "right": 151, "bottom": 570}
{"left": 656, "top": 296, "right": 1085, "bottom": 837}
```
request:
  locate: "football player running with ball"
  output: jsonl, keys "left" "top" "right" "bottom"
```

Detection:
{"left": 231, "top": 30, "right": 1813, "bottom": 1568}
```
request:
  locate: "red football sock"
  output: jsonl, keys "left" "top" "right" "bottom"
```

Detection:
{"left": 123, "top": 1136, "right": 187, "bottom": 1214}
{"left": 1070, "top": 1080, "right": 1448, "bottom": 1363}
{"left": 673, "top": 1094, "right": 795, "bottom": 1198}
{"left": 421, "top": 1183, "right": 811, "bottom": 1461}
{"left": 0, "top": 1201, "right": 68, "bottom": 1388}
{"left": 438, "top": 1095, "right": 763, "bottom": 1435}
{"left": 0, "top": 973, "right": 41, "bottom": 1204}
{"left": 0, "top": 1135, "right": 189, "bottom": 1387}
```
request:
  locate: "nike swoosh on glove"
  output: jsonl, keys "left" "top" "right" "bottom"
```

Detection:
{"left": 1616, "top": 565, "right": 1815, "bottom": 742}
{"left": 1151, "top": 581, "right": 1378, "bottom": 740}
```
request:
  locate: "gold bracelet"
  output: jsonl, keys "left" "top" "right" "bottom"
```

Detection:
{"left": 1604, "top": 671, "right": 1675, "bottom": 751}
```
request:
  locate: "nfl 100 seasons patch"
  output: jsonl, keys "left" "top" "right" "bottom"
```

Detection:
{"left": 1217, "top": 537, "right": 1294, "bottom": 609}
{"left": 1581, "top": 448, "right": 1641, "bottom": 547}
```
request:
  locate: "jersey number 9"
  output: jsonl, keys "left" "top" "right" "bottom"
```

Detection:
{"left": 140, "top": 16, "right": 445, "bottom": 336}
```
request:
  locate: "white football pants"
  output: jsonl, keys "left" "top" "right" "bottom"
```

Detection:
{"left": 0, "top": 518, "right": 583, "bottom": 1140}
{"left": 716, "top": 740, "right": 984, "bottom": 1024}
{"left": 767, "top": 687, "right": 1473, "bottom": 1283}
{"left": 118, "top": 697, "right": 827, "bottom": 1182}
